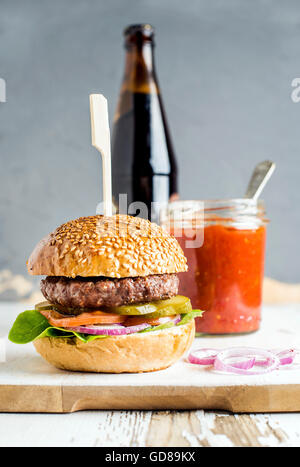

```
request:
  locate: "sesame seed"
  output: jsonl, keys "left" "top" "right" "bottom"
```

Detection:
{"left": 31, "top": 214, "right": 187, "bottom": 277}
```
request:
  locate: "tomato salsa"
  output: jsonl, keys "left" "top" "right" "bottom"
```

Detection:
{"left": 163, "top": 200, "right": 267, "bottom": 334}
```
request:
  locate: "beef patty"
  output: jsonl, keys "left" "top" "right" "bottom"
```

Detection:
{"left": 40, "top": 274, "right": 179, "bottom": 312}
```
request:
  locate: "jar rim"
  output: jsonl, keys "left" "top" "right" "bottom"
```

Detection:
{"left": 165, "top": 198, "right": 264, "bottom": 208}
{"left": 160, "top": 198, "right": 268, "bottom": 228}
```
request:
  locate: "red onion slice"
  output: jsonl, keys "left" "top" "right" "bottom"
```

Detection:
{"left": 256, "top": 349, "right": 299, "bottom": 367}
{"left": 68, "top": 323, "right": 150, "bottom": 336}
{"left": 173, "top": 315, "right": 181, "bottom": 325}
{"left": 188, "top": 348, "right": 219, "bottom": 366}
{"left": 214, "top": 347, "right": 280, "bottom": 375}
{"left": 277, "top": 349, "right": 298, "bottom": 366}
{"left": 188, "top": 348, "right": 256, "bottom": 369}
{"left": 68, "top": 324, "right": 127, "bottom": 335}
{"left": 188, "top": 347, "right": 300, "bottom": 374}
{"left": 125, "top": 323, "right": 151, "bottom": 334}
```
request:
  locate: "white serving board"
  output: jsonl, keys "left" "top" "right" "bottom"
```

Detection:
{"left": 0, "top": 303, "right": 300, "bottom": 413}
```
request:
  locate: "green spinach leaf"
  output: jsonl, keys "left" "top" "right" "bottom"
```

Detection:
{"left": 8, "top": 309, "right": 204, "bottom": 344}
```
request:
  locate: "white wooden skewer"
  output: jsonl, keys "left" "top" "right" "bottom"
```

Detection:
{"left": 89, "top": 94, "right": 113, "bottom": 217}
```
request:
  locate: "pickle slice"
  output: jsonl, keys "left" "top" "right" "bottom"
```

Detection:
{"left": 107, "top": 295, "right": 192, "bottom": 316}
{"left": 35, "top": 301, "right": 53, "bottom": 311}
{"left": 35, "top": 301, "right": 89, "bottom": 316}
{"left": 139, "top": 301, "right": 192, "bottom": 319}
{"left": 106, "top": 302, "right": 157, "bottom": 315}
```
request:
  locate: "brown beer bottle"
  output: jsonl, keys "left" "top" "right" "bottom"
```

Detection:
{"left": 111, "top": 24, "right": 178, "bottom": 222}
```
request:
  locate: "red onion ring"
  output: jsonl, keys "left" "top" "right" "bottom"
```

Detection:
{"left": 173, "top": 315, "right": 181, "bottom": 325}
{"left": 64, "top": 315, "right": 183, "bottom": 337}
{"left": 188, "top": 348, "right": 219, "bottom": 366}
{"left": 188, "top": 348, "right": 256, "bottom": 370}
{"left": 124, "top": 323, "right": 151, "bottom": 334}
{"left": 187, "top": 347, "right": 289, "bottom": 375}
{"left": 255, "top": 349, "right": 299, "bottom": 367}
{"left": 277, "top": 349, "right": 298, "bottom": 366}
{"left": 214, "top": 347, "right": 280, "bottom": 375}
{"left": 68, "top": 323, "right": 150, "bottom": 336}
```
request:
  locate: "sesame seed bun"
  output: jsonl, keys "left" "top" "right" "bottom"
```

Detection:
{"left": 33, "top": 320, "right": 195, "bottom": 373}
{"left": 27, "top": 215, "right": 187, "bottom": 278}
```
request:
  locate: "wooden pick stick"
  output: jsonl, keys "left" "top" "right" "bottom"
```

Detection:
{"left": 89, "top": 94, "right": 113, "bottom": 217}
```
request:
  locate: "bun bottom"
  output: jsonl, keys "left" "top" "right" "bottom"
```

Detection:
{"left": 33, "top": 320, "right": 195, "bottom": 373}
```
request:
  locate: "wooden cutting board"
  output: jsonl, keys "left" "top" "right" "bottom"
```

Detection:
{"left": 0, "top": 303, "right": 300, "bottom": 413}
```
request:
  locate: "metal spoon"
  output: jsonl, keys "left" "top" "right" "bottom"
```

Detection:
{"left": 244, "top": 160, "right": 276, "bottom": 200}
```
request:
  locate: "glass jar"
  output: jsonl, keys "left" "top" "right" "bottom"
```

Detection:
{"left": 160, "top": 199, "right": 268, "bottom": 334}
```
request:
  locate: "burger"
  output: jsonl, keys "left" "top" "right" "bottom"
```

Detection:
{"left": 9, "top": 215, "right": 202, "bottom": 373}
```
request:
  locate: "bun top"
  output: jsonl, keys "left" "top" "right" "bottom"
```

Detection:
{"left": 27, "top": 215, "right": 188, "bottom": 278}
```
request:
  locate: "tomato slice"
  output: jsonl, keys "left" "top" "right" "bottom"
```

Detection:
{"left": 125, "top": 315, "right": 176, "bottom": 326}
{"left": 39, "top": 309, "right": 126, "bottom": 328}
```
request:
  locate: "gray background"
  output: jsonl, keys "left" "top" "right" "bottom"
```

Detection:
{"left": 0, "top": 0, "right": 299, "bottom": 284}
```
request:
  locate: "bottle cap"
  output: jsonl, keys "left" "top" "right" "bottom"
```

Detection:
{"left": 124, "top": 24, "right": 154, "bottom": 44}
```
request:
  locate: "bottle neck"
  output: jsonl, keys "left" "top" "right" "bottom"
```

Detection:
{"left": 121, "top": 42, "right": 158, "bottom": 94}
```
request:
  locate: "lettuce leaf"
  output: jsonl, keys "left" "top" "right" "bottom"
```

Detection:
{"left": 176, "top": 310, "right": 203, "bottom": 326}
{"left": 8, "top": 310, "right": 107, "bottom": 344}
{"left": 8, "top": 309, "right": 204, "bottom": 345}
{"left": 140, "top": 321, "right": 175, "bottom": 333}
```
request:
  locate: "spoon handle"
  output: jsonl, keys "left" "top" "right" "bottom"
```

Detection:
{"left": 244, "top": 160, "right": 276, "bottom": 200}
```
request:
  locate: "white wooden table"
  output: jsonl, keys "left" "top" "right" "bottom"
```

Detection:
{"left": 1, "top": 302, "right": 300, "bottom": 447}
